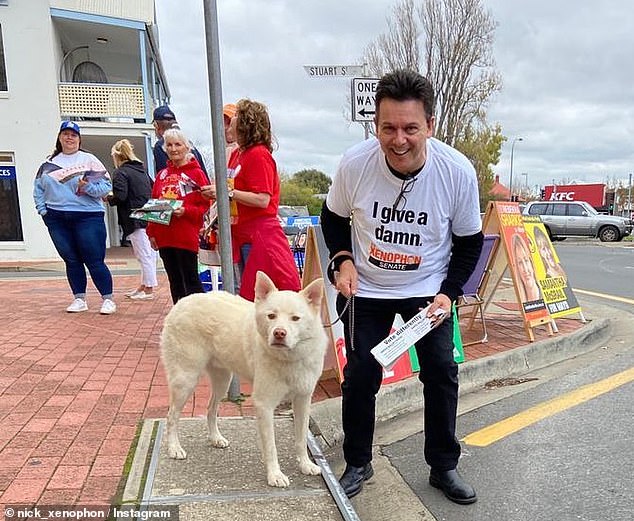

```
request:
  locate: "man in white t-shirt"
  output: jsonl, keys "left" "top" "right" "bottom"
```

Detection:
{"left": 321, "top": 70, "right": 483, "bottom": 504}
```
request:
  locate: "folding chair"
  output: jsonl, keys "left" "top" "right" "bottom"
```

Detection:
{"left": 455, "top": 234, "right": 499, "bottom": 346}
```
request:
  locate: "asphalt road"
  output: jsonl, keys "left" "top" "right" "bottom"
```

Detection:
{"left": 383, "top": 305, "right": 634, "bottom": 521}
{"left": 553, "top": 241, "right": 634, "bottom": 302}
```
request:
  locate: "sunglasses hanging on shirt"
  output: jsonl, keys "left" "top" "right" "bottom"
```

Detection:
{"left": 392, "top": 176, "right": 417, "bottom": 211}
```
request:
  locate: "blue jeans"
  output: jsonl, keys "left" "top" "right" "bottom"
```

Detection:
{"left": 43, "top": 209, "right": 113, "bottom": 298}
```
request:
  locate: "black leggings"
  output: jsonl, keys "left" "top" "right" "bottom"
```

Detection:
{"left": 159, "top": 247, "right": 204, "bottom": 304}
{"left": 337, "top": 294, "right": 460, "bottom": 471}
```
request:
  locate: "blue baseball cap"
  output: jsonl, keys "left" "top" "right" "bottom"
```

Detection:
{"left": 152, "top": 105, "right": 176, "bottom": 122}
{"left": 59, "top": 120, "right": 81, "bottom": 135}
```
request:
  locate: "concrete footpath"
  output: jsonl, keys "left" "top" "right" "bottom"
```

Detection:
{"left": 0, "top": 247, "right": 611, "bottom": 520}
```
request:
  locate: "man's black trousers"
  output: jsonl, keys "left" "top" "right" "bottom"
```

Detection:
{"left": 337, "top": 294, "right": 461, "bottom": 471}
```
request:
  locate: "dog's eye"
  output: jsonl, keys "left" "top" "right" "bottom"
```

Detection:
{"left": 291, "top": 315, "right": 301, "bottom": 322}
{"left": 267, "top": 313, "right": 277, "bottom": 320}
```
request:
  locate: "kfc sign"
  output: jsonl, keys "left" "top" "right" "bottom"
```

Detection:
{"left": 549, "top": 192, "right": 574, "bottom": 201}
{"left": 543, "top": 183, "right": 605, "bottom": 208}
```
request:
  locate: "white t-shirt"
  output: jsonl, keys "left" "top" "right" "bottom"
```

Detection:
{"left": 326, "top": 137, "right": 482, "bottom": 298}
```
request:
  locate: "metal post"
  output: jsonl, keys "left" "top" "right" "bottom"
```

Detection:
{"left": 509, "top": 137, "right": 523, "bottom": 201}
{"left": 202, "top": 0, "right": 240, "bottom": 400}
{"left": 627, "top": 174, "right": 632, "bottom": 219}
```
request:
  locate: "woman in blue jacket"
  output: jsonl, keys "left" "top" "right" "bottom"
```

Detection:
{"left": 33, "top": 121, "right": 116, "bottom": 315}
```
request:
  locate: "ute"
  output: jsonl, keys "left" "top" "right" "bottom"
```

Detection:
{"left": 522, "top": 201, "right": 632, "bottom": 242}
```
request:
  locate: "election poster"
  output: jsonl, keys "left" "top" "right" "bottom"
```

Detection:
{"left": 522, "top": 216, "right": 582, "bottom": 319}
{"left": 482, "top": 201, "right": 555, "bottom": 341}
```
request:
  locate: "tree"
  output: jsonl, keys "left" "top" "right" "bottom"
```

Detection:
{"left": 363, "top": 0, "right": 504, "bottom": 199}
{"left": 291, "top": 169, "right": 332, "bottom": 194}
{"left": 280, "top": 175, "right": 324, "bottom": 215}
{"left": 454, "top": 123, "right": 505, "bottom": 210}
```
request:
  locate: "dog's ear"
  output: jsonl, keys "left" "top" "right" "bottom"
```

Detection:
{"left": 301, "top": 277, "right": 324, "bottom": 313}
{"left": 254, "top": 271, "right": 277, "bottom": 301}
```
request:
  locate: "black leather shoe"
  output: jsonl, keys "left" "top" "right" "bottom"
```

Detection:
{"left": 429, "top": 468, "right": 477, "bottom": 505}
{"left": 339, "top": 463, "right": 374, "bottom": 498}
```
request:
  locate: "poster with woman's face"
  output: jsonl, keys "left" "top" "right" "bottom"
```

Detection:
{"left": 523, "top": 216, "right": 581, "bottom": 318}
{"left": 495, "top": 202, "right": 550, "bottom": 320}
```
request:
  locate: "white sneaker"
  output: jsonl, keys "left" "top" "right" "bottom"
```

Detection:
{"left": 100, "top": 299, "right": 117, "bottom": 315}
{"left": 129, "top": 292, "right": 154, "bottom": 301}
{"left": 66, "top": 298, "right": 88, "bottom": 313}
{"left": 125, "top": 289, "right": 141, "bottom": 298}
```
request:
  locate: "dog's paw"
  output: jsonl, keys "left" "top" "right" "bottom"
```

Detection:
{"left": 209, "top": 435, "right": 230, "bottom": 448}
{"left": 267, "top": 470, "right": 290, "bottom": 488}
{"left": 167, "top": 445, "right": 187, "bottom": 459}
{"left": 299, "top": 460, "right": 321, "bottom": 476}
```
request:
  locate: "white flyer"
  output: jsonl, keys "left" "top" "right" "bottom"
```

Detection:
{"left": 371, "top": 305, "right": 446, "bottom": 370}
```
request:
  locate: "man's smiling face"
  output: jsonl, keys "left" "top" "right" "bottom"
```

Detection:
{"left": 375, "top": 98, "right": 434, "bottom": 175}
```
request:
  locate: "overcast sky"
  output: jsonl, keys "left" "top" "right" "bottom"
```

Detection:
{"left": 154, "top": 0, "right": 634, "bottom": 192}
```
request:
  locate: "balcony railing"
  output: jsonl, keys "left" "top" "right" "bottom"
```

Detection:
{"left": 58, "top": 83, "right": 146, "bottom": 120}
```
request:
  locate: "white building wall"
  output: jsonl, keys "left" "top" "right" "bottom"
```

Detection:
{"left": 0, "top": 1, "right": 62, "bottom": 260}
{"left": 50, "top": 0, "right": 154, "bottom": 23}
{"left": 0, "top": 0, "right": 164, "bottom": 261}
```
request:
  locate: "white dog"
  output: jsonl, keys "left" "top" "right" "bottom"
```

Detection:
{"left": 160, "top": 271, "right": 328, "bottom": 487}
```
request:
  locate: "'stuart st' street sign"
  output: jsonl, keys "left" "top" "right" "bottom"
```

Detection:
{"left": 351, "top": 77, "right": 379, "bottom": 122}
{"left": 303, "top": 65, "right": 364, "bottom": 78}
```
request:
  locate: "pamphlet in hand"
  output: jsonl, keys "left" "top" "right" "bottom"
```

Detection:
{"left": 82, "top": 169, "right": 108, "bottom": 182}
{"left": 130, "top": 198, "right": 183, "bottom": 225}
{"left": 371, "top": 305, "right": 447, "bottom": 370}
{"left": 43, "top": 162, "right": 108, "bottom": 184}
{"left": 45, "top": 164, "right": 87, "bottom": 183}
{"left": 178, "top": 173, "right": 201, "bottom": 196}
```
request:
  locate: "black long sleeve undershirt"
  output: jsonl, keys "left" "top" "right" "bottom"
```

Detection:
{"left": 320, "top": 201, "right": 352, "bottom": 257}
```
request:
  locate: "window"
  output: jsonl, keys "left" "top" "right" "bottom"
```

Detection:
{"left": 0, "top": 153, "right": 23, "bottom": 241}
{"left": 552, "top": 204, "right": 566, "bottom": 216}
{"left": 528, "top": 203, "right": 549, "bottom": 215}
{"left": 567, "top": 204, "right": 585, "bottom": 217}
{"left": 0, "top": 24, "right": 6, "bottom": 91}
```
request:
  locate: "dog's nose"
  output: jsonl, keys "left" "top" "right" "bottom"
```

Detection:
{"left": 273, "top": 328, "right": 287, "bottom": 340}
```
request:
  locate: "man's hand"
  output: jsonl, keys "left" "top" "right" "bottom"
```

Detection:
{"left": 172, "top": 206, "right": 185, "bottom": 218}
{"left": 335, "top": 260, "right": 358, "bottom": 298}
{"left": 426, "top": 293, "right": 452, "bottom": 326}
{"left": 149, "top": 237, "right": 158, "bottom": 251}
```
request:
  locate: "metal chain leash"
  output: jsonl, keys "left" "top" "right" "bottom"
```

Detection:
{"left": 323, "top": 294, "right": 355, "bottom": 351}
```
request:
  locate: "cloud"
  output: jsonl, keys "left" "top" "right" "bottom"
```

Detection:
{"left": 155, "top": 0, "right": 634, "bottom": 189}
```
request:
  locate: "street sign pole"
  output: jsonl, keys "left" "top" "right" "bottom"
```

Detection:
{"left": 202, "top": 0, "right": 240, "bottom": 400}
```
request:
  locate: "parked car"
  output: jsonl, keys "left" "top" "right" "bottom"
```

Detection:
{"left": 522, "top": 201, "right": 633, "bottom": 242}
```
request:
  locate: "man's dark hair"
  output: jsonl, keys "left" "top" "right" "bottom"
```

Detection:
{"left": 375, "top": 69, "right": 435, "bottom": 122}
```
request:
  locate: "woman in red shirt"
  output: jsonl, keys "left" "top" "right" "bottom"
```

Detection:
{"left": 203, "top": 99, "right": 300, "bottom": 300}
{"left": 147, "top": 128, "right": 209, "bottom": 303}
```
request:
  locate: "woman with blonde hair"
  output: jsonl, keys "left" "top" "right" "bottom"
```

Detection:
{"left": 511, "top": 233, "right": 541, "bottom": 303}
{"left": 109, "top": 139, "right": 157, "bottom": 299}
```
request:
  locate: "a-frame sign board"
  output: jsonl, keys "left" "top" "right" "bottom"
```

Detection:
{"left": 481, "top": 201, "right": 555, "bottom": 342}
{"left": 522, "top": 216, "right": 585, "bottom": 323}
{"left": 301, "top": 225, "right": 346, "bottom": 381}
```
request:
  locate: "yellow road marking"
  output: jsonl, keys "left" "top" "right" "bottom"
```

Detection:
{"left": 462, "top": 367, "right": 634, "bottom": 447}
{"left": 573, "top": 288, "right": 634, "bottom": 305}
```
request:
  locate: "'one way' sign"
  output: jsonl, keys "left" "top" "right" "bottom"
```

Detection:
{"left": 351, "top": 78, "right": 379, "bottom": 122}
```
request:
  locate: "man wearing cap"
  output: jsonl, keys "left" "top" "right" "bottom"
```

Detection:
{"left": 152, "top": 105, "right": 209, "bottom": 181}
